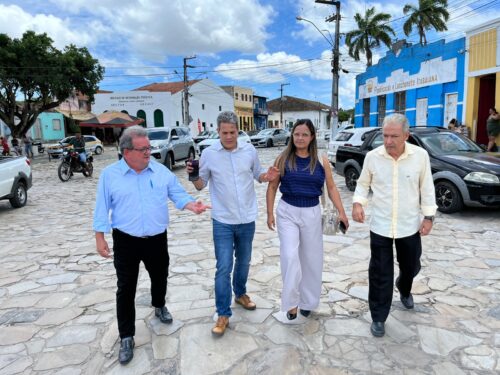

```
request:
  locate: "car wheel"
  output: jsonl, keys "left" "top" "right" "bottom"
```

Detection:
{"left": 9, "top": 181, "right": 27, "bottom": 208}
{"left": 94, "top": 146, "right": 103, "bottom": 155}
{"left": 266, "top": 139, "right": 273, "bottom": 147}
{"left": 344, "top": 167, "right": 359, "bottom": 192}
{"left": 164, "top": 152, "right": 174, "bottom": 170}
{"left": 435, "top": 181, "right": 463, "bottom": 213}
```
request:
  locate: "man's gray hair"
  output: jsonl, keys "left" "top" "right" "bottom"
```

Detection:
{"left": 382, "top": 114, "right": 410, "bottom": 133}
{"left": 217, "top": 111, "right": 238, "bottom": 129}
{"left": 119, "top": 125, "right": 148, "bottom": 153}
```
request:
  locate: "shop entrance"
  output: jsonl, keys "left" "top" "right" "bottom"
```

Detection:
{"left": 477, "top": 74, "right": 496, "bottom": 145}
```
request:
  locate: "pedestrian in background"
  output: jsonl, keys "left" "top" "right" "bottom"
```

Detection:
{"left": 1, "top": 136, "right": 10, "bottom": 156}
{"left": 22, "top": 133, "right": 33, "bottom": 158}
{"left": 486, "top": 107, "right": 500, "bottom": 152}
{"left": 187, "top": 111, "right": 279, "bottom": 337}
{"left": 352, "top": 113, "right": 437, "bottom": 338}
{"left": 266, "top": 119, "right": 348, "bottom": 321}
{"left": 93, "top": 125, "right": 210, "bottom": 365}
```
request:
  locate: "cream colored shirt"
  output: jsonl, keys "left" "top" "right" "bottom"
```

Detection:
{"left": 353, "top": 142, "right": 437, "bottom": 239}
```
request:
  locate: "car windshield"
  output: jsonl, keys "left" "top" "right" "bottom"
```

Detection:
{"left": 208, "top": 132, "right": 220, "bottom": 139}
{"left": 148, "top": 131, "right": 169, "bottom": 140}
{"left": 334, "top": 132, "right": 353, "bottom": 142}
{"left": 258, "top": 129, "right": 274, "bottom": 135}
{"left": 419, "top": 132, "right": 483, "bottom": 155}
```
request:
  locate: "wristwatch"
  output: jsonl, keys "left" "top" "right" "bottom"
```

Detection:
{"left": 424, "top": 216, "right": 434, "bottom": 223}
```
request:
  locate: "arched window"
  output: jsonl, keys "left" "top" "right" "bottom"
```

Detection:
{"left": 137, "top": 110, "right": 147, "bottom": 127}
{"left": 154, "top": 109, "right": 164, "bottom": 128}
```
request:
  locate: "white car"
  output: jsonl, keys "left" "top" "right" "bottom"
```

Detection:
{"left": 198, "top": 130, "right": 251, "bottom": 155}
{"left": 328, "top": 127, "right": 378, "bottom": 165}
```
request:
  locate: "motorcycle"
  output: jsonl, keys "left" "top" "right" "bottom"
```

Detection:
{"left": 32, "top": 141, "right": 45, "bottom": 154}
{"left": 58, "top": 149, "right": 94, "bottom": 182}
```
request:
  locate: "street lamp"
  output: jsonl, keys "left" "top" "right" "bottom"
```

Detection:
{"left": 297, "top": 0, "right": 341, "bottom": 140}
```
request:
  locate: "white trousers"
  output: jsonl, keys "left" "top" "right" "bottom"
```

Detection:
{"left": 276, "top": 199, "right": 324, "bottom": 312}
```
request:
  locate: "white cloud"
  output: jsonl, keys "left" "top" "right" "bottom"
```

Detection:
{"left": 49, "top": 0, "right": 274, "bottom": 60}
{"left": 0, "top": 4, "right": 107, "bottom": 49}
{"left": 214, "top": 51, "right": 334, "bottom": 84}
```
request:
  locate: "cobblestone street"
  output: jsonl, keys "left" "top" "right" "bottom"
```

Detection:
{"left": 0, "top": 145, "right": 499, "bottom": 374}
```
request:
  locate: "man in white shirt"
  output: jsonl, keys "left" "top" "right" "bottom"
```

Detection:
{"left": 352, "top": 113, "right": 437, "bottom": 338}
{"left": 188, "top": 111, "right": 279, "bottom": 336}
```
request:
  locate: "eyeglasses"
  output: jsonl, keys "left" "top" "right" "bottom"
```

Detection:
{"left": 130, "top": 147, "right": 152, "bottom": 154}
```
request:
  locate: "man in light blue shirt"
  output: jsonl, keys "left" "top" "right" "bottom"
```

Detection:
{"left": 94, "top": 126, "right": 209, "bottom": 365}
{"left": 188, "top": 111, "right": 279, "bottom": 336}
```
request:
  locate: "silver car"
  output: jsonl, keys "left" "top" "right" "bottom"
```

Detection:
{"left": 145, "top": 127, "right": 196, "bottom": 170}
{"left": 250, "top": 128, "right": 290, "bottom": 147}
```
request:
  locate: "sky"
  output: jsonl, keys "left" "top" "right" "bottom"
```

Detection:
{"left": 1, "top": 0, "right": 499, "bottom": 110}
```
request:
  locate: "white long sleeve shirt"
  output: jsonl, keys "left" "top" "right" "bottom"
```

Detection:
{"left": 353, "top": 143, "right": 437, "bottom": 239}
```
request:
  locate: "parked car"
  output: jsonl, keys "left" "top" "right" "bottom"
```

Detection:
{"left": 193, "top": 130, "right": 217, "bottom": 144}
{"left": 250, "top": 128, "right": 289, "bottom": 147}
{"left": 146, "top": 127, "right": 196, "bottom": 169}
{"left": 198, "top": 130, "right": 251, "bottom": 154}
{"left": 328, "top": 127, "right": 378, "bottom": 165}
{"left": 0, "top": 155, "right": 32, "bottom": 208}
{"left": 47, "top": 135, "right": 103, "bottom": 159}
{"left": 335, "top": 127, "right": 500, "bottom": 213}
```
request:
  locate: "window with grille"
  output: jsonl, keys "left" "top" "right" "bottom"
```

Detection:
{"left": 394, "top": 91, "right": 406, "bottom": 114}
{"left": 378, "top": 95, "right": 386, "bottom": 126}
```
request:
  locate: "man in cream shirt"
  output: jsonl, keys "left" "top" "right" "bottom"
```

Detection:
{"left": 352, "top": 113, "right": 437, "bottom": 338}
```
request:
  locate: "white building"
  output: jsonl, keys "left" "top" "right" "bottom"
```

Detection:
{"left": 267, "top": 96, "right": 330, "bottom": 132}
{"left": 93, "top": 79, "right": 233, "bottom": 136}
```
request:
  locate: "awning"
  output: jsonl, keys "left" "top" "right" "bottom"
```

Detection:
{"left": 55, "top": 109, "right": 96, "bottom": 121}
{"left": 79, "top": 111, "right": 144, "bottom": 128}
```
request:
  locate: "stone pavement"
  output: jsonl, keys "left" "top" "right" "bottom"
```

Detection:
{"left": 0, "top": 145, "right": 499, "bottom": 375}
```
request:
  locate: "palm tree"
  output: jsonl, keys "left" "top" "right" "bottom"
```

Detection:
{"left": 403, "top": 0, "right": 449, "bottom": 46}
{"left": 345, "top": 7, "right": 395, "bottom": 67}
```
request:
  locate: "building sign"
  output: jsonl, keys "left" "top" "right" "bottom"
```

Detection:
{"left": 107, "top": 93, "right": 155, "bottom": 108}
{"left": 358, "top": 57, "right": 457, "bottom": 99}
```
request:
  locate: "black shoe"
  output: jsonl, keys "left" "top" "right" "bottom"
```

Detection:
{"left": 370, "top": 322, "right": 385, "bottom": 337}
{"left": 299, "top": 309, "right": 311, "bottom": 317}
{"left": 286, "top": 309, "right": 297, "bottom": 320}
{"left": 396, "top": 276, "right": 414, "bottom": 309}
{"left": 118, "top": 337, "right": 134, "bottom": 365}
{"left": 155, "top": 306, "right": 173, "bottom": 324}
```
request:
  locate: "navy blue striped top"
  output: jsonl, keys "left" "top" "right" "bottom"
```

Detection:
{"left": 280, "top": 155, "right": 325, "bottom": 207}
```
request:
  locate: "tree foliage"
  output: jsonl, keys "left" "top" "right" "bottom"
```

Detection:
{"left": 345, "top": 7, "right": 395, "bottom": 67}
{"left": 403, "top": 0, "right": 449, "bottom": 46}
{"left": 0, "top": 31, "right": 104, "bottom": 137}
{"left": 338, "top": 108, "right": 354, "bottom": 123}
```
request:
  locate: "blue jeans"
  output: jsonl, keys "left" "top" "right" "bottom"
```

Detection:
{"left": 212, "top": 219, "right": 255, "bottom": 317}
{"left": 78, "top": 152, "right": 87, "bottom": 164}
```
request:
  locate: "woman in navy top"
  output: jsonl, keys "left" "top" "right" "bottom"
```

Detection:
{"left": 266, "top": 119, "right": 349, "bottom": 320}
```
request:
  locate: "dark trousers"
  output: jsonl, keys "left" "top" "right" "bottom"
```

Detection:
{"left": 112, "top": 229, "right": 169, "bottom": 339}
{"left": 369, "top": 231, "right": 422, "bottom": 322}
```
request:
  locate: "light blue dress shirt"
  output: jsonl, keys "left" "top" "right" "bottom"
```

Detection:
{"left": 93, "top": 158, "right": 195, "bottom": 237}
{"left": 199, "top": 140, "right": 264, "bottom": 225}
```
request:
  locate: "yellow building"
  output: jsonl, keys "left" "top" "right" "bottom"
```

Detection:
{"left": 221, "top": 86, "right": 254, "bottom": 131}
{"left": 464, "top": 18, "right": 500, "bottom": 146}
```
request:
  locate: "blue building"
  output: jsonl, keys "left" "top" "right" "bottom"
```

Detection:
{"left": 354, "top": 38, "right": 465, "bottom": 128}
{"left": 253, "top": 95, "right": 269, "bottom": 130}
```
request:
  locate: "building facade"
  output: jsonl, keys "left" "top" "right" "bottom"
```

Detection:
{"left": 464, "top": 18, "right": 500, "bottom": 145}
{"left": 253, "top": 95, "right": 269, "bottom": 130}
{"left": 221, "top": 86, "right": 254, "bottom": 131}
{"left": 354, "top": 38, "right": 466, "bottom": 129}
{"left": 267, "top": 96, "right": 330, "bottom": 131}
{"left": 93, "top": 79, "right": 233, "bottom": 136}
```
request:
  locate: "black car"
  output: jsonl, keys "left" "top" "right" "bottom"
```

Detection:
{"left": 335, "top": 127, "right": 500, "bottom": 213}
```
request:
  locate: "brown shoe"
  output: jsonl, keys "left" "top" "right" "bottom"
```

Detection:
{"left": 212, "top": 316, "right": 229, "bottom": 337}
{"left": 235, "top": 294, "right": 256, "bottom": 310}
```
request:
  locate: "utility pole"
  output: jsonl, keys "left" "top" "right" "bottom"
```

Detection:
{"left": 315, "top": 0, "right": 341, "bottom": 140}
{"left": 279, "top": 83, "right": 290, "bottom": 129}
{"left": 183, "top": 55, "right": 196, "bottom": 126}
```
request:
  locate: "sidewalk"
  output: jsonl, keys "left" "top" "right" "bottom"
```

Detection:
{"left": 0, "top": 146, "right": 499, "bottom": 374}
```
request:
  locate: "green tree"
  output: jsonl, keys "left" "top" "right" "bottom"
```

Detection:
{"left": 403, "top": 0, "right": 449, "bottom": 46}
{"left": 338, "top": 108, "right": 354, "bottom": 123}
{"left": 0, "top": 31, "right": 104, "bottom": 137}
{"left": 345, "top": 7, "right": 395, "bottom": 67}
